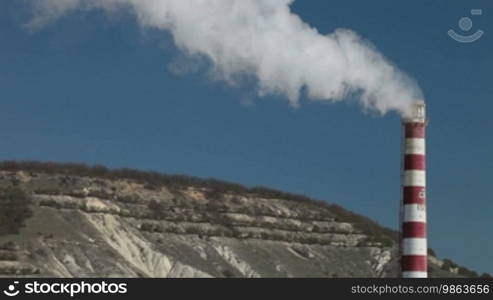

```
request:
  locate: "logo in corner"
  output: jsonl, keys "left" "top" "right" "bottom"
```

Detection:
{"left": 3, "top": 281, "right": 20, "bottom": 297}
{"left": 448, "top": 9, "right": 484, "bottom": 43}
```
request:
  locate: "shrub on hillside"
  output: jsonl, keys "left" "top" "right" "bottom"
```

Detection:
{"left": 0, "top": 187, "right": 32, "bottom": 235}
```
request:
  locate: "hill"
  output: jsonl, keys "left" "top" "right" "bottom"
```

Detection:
{"left": 0, "top": 161, "right": 488, "bottom": 278}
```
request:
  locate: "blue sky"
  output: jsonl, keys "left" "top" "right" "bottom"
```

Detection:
{"left": 0, "top": 0, "right": 492, "bottom": 274}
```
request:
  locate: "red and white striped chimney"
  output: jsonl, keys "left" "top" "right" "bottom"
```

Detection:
{"left": 400, "top": 100, "right": 428, "bottom": 278}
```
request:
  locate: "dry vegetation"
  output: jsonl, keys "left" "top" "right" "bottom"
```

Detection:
{"left": 0, "top": 187, "right": 32, "bottom": 235}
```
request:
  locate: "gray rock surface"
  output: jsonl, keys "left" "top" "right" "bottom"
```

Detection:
{"left": 0, "top": 170, "right": 465, "bottom": 278}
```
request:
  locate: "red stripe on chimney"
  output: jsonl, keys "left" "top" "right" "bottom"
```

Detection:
{"left": 404, "top": 154, "right": 426, "bottom": 170}
{"left": 403, "top": 186, "right": 426, "bottom": 205}
{"left": 401, "top": 255, "right": 428, "bottom": 271}
{"left": 402, "top": 222, "right": 427, "bottom": 238}
{"left": 405, "top": 123, "right": 425, "bottom": 138}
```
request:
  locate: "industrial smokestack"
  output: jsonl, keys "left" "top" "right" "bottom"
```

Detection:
{"left": 400, "top": 100, "right": 427, "bottom": 278}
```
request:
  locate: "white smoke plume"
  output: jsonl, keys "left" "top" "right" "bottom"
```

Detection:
{"left": 26, "top": 0, "right": 423, "bottom": 116}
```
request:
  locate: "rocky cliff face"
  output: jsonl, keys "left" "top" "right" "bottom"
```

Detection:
{"left": 0, "top": 165, "right": 471, "bottom": 278}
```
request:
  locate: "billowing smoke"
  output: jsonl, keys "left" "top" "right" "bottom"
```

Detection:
{"left": 26, "top": 0, "right": 423, "bottom": 116}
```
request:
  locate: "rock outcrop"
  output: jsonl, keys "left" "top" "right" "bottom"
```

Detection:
{"left": 0, "top": 163, "right": 476, "bottom": 278}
